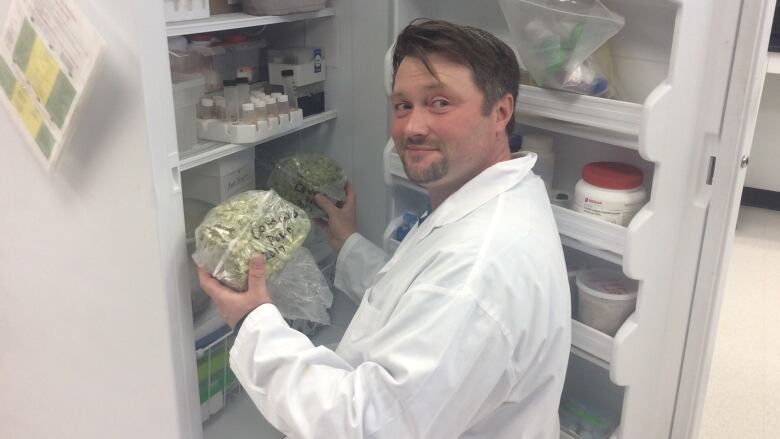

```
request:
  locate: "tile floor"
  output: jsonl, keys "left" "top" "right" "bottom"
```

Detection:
{"left": 698, "top": 206, "right": 780, "bottom": 438}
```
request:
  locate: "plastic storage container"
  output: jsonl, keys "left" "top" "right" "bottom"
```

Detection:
{"left": 573, "top": 162, "right": 647, "bottom": 226}
{"left": 240, "top": 0, "right": 326, "bottom": 16}
{"left": 172, "top": 73, "right": 206, "bottom": 154}
{"left": 181, "top": 149, "right": 256, "bottom": 205}
{"left": 164, "top": 0, "right": 210, "bottom": 22}
{"left": 576, "top": 268, "right": 638, "bottom": 336}
{"left": 268, "top": 47, "right": 325, "bottom": 87}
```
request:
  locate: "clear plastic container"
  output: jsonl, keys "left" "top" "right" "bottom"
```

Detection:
{"left": 222, "top": 80, "right": 239, "bottom": 122}
{"left": 576, "top": 268, "right": 638, "bottom": 336}
{"left": 277, "top": 95, "right": 290, "bottom": 116}
{"left": 573, "top": 162, "right": 647, "bottom": 226}
{"left": 253, "top": 98, "right": 268, "bottom": 122}
{"left": 240, "top": 102, "right": 256, "bottom": 124}
{"left": 198, "top": 97, "right": 215, "bottom": 119}
{"left": 213, "top": 96, "right": 227, "bottom": 121}
{"left": 236, "top": 77, "right": 251, "bottom": 105}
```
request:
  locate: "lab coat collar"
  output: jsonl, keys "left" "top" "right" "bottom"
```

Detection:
{"left": 415, "top": 152, "right": 537, "bottom": 240}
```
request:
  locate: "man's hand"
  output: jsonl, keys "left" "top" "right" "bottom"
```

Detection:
{"left": 315, "top": 181, "right": 356, "bottom": 252}
{"left": 198, "top": 256, "right": 272, "bottom": 329}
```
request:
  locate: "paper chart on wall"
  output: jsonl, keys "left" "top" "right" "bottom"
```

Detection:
{"left": 0, "top": 0, "right": 104, "bottom": 172}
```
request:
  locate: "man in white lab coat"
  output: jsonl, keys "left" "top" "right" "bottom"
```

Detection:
{"left": 199, "top": 19, "right": 571, "bottom": 439}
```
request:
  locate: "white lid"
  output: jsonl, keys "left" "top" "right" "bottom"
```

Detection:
{"left": 255, "top": 99, "right": 266, "bottom": 108}
{"left": 278, "top": 95, "right": 288, "bottom": 103}
{"left": 167, "top": 36, "right": 188, "bottom": 52}
{"left": 251, "top": 90, "right": 264, "bottom": 98}
{"left": 576, "top": 268, "right": 638, "bottom": 301}
{"left": 522, "top": 134, "right": 554, "bottom": 154}
{"left": 241, "top": 102, "right": 255, "bottom": 111}
{"left": 200, "top": 97, "right": 214, "bottom": 106}
{"left": 266, "top": 97, "right": 277, "bottom": 104}
{"left": 271, "top": 92, "right": 282, "bottom": 98}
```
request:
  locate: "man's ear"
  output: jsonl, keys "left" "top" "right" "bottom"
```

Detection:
{"left": 494, "top": 93, "right": 514, "bottom": 134}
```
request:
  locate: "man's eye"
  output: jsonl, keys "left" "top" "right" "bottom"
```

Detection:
{"left": 394, "top": 102, "right": 411, "bottom": 112}
{"left": 431, "top": 99, "right": 450, "bottom": 109}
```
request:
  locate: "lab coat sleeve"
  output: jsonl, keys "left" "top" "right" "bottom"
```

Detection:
{"left": 229, "top": 285, "right": 514, "bottom": 439}
{"left": 333, "top": 233, "right": 387, "bottom": 303}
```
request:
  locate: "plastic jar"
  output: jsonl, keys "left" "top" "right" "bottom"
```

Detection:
{"left": 576, "top": 268, "right": 638, "bottom": 336}
{"left": 573, "top": 162, "right": 647, "bottom": 226}
{"left": 240, "top": 102, "right": 256, "bottom": 124}
{"left": 277, "top": 95, "right": 290, "bottom": 116}
{"left": 522, "top": 134, "right": 554, "bottom": 189}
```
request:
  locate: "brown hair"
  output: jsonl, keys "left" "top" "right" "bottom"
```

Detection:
{"left": 392, "top": 19, "right": 520, "bottom": 136}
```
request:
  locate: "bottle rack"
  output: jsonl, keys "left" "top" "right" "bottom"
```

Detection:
{"left": 197, "top": 108, "right": 304, "bottom": 144}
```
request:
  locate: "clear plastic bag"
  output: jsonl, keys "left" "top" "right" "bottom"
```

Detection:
{"left": 267, "top": 247, "right": 334, "bottom": 326}
{"left": 268, "top": 153, "right": 347, "bottom": 220}
{"left": 192, "top": 190, "right": 311, "bottom": 291}
{"left": 500, "top": 0, "right": 624, "bottom": 96}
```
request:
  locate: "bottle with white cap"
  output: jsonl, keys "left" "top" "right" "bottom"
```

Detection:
{"left": 277, "top": 95, "right": 290, "bottom": 116}
{"left": 265, "top": 97, "right": 279, "bottom": 119}
{"left": 213, "top": 96, "right": 226, "bottom": 121}
{"left": 240, "top": 102, "right": 256, "bottom": 124}
{"left": 198, "top": 97, "right": 215, "bottom": 119}
{"left": 522, "top": 134, "right": 555, "bottom": 189}
{"left": 252, "top": 97, "right": 268, "bottom": 123}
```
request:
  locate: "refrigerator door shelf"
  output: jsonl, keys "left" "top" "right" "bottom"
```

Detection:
{"left": 516, "top": 85, "right": 642, "bottom": 139}
{"left": 571, "top": 319, "right": 615, "bottom": 369}
{"left": 180, "top": 110, "right": 337, "bottom": 171}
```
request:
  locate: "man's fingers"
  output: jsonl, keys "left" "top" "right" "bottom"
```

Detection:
{"left": 344, "top": 181, "right": 355, "bottom": 207}
{"left": 314, "top": 193, "right": 338, "bottom": 216}
{"left": 247, "top": 256, "right": 267, "bottom": 294}
{"left": 197, "top": 267, "right": 227, "bottom": 300}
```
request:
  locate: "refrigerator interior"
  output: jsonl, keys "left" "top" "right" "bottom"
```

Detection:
{"left": 154, "top": 0, "right": 763, "bottom": 438}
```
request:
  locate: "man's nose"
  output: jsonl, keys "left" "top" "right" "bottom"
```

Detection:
{"left": 404, "top": 107, "right": 430, "bottom": 138}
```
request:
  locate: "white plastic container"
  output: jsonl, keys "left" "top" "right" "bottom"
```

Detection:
{"left": 573, "top": 162, "right": 647, "bottom": 226}
{"left": 522, "top": 134, "right": 554, "bottom": 189}
{"left": 172, "top": 73, "right": 206, "bottom": 153}
{"left": 163, "top": 0, "right": 210, "bottom": 22}
{"left": 576, "top": 268, "right": 638, "bottom": 336}
{"left": 181, "top": 149, "right": 256, "bottom": 205}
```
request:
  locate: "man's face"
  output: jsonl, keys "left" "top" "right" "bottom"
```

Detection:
{"left": 390, "top": 55, "right": 503, "bottom": 190}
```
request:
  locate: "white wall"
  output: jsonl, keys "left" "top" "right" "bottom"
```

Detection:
{"left": 0, "top": 1, "right": 187, "bottom": 437}
{"left": 745, "top": 73, "right": 780, "bottom": 192}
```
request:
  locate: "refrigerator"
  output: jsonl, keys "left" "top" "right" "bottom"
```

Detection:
{"left": 0, "top": 0, "right": 774, "bottom": 438}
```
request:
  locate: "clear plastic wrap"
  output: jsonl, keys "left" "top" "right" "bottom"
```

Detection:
{"left": 267, "top": 247, "right": 333, "bottom": 326}
{"left": 500, "top": 0, "right": 624, "bottom": 96}
{"left": 192, "top": 190, "right": 311, "bottom": 291}
{"left": 268, "top": 153, "right": 347, "bottom": 219}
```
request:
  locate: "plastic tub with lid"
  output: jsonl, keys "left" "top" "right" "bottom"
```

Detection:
{"left": 573, "top": 161, "right": 647, "bottom": 226}
{"left": 576, "top": 268, "right": 638, "bottom": 336}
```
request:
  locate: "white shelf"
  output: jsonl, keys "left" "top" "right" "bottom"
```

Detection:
{"left": 516, "top": 85, "right": 642, "bottom": 144}
{"left": 767, "top": 52, "right": 780, "bottom": 75}
{"left": 179, "top": 110, "right": 337, "bottom": 171}
{"left": 552, "top": 205, "right": 626, "bottom": 257}
{"left": 166, "top": 8, "right": 336, "bottom": 37}
{"left": 570, "top": 319, "right": 613, "bottom": 367}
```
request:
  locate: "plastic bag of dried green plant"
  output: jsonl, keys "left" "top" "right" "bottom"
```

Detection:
{"left": 268, "top": 153, "right": 347, "bottom": 219}
{"left": 192, "top": 190, "right": 311, "bottom": 291}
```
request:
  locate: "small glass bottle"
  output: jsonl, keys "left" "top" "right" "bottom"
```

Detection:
{"left": 281, "top": 69, "right": 299, "bottom": 110}
{"left": 277, "top": 95, "right": 290, "bottom": 116}
{"left": 240, "top": 102, "right": 256, "bottom": 124}
{"left": 265, "top": 97, "right": 279, "bottom": 118}
{"left": 198, "top": 97, "right": 215, "bottom": 119}
{"left": 236, "top": 77, "right": 251, "bottom": 105}
{"left": 252, "top": 97, "right": 268, "bottom": 122}
{"left": 213, "top": 96, "right": 227, "bottom": 121}
{"left": 222, "top": 79, "right": 239, "bottom": 122}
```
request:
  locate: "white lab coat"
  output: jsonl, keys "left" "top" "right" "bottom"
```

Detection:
{"left": 230, "top": 153, "right": 572, "bottom": 439}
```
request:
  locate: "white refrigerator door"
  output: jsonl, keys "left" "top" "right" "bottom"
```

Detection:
{"left": 0, "top": 1, "right": 198, "bottom": 438}
{"left": 672, "top": 0, "right": 777, "bottom": 437}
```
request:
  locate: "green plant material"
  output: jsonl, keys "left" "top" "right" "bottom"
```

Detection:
{"left": 268, "top": 153, "right": 346, "bottom": 219}
{"left": 193, "top": 190, "right": 311, "bottom": 291}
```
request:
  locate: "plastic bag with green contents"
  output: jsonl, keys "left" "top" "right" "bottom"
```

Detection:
{"left": 192, "top": 190, "right": 311, "bottom": 291}
{"left": 268, "top": 153, "right": 346, "bottom": 219}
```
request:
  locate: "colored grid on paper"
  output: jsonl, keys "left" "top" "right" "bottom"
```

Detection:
{"left": 10, "top": 82, "right": 51, "bottom": 157}
{"left": 12, "top": 19, "right": 76, "bottom": 129}
{"left": 0, "top": 56, "right": 17, "bottom": 96}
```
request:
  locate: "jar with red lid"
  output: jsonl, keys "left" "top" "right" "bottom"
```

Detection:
{"left": 573, "top": 162, "right": 647, "bottom": 226}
